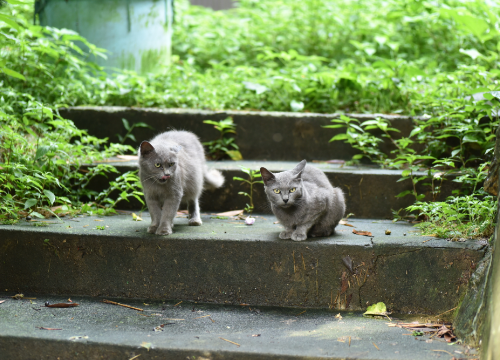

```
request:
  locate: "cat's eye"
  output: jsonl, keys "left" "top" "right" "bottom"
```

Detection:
{"left": 154, "top": 163, "right": 161, "bottom": 168}
{"left": 169, "top": 162, "right": 175, "bottom": 167}
{"left": 273, "top": 189, "right": 281, "bottom": 194}
{"left": 289, "top": 188, "right": 296, "bottom": 193}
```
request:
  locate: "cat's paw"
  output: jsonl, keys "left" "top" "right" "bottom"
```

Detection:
{"left": 279, "top": 230, "right": 293, "bottom": 239}
{"left": 156, "top": 227, "right": 173, "bottom": 236}
{"left": 291, "top": 232, "right": 307, "bottom": 241}
{"left": 147, "top": 225, "right": 158, "bottom": 234}
{"left": 189, "top": 218, "right": 202, "bottom": 226}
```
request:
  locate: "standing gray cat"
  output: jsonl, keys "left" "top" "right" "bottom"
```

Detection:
{"left": 260, "top": 160, "right": 345, "bottom": 241}
{"left": 139, "top": 130, "right": 224, "bottom": 235}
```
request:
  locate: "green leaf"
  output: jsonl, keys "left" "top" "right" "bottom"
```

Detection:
{"left": 0, "top": 14, "right": 20, "bottom": 30}
{"left": 121, "top": 118, "right": 130, "bottom": 131}
{"left": 24, "top": 199, "right": 37, "bottom": 209}
{"left": 226, "top": 150, "right": 243, "bottom": 161}
{"left": 0, "top": 67, "right": 25, "bottom": 81}
{"left": 329, "top": 133, "right": 348, "bottom": 142}
{"left": 363, "top": 302, "right": 388, "bottom": 316}
{"left": 43, "top": 190, "right": 56, "bottom": 205}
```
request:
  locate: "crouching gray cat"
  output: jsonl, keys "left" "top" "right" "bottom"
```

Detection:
{"left": 260, "top": 160, "right": 345, "bottom": 241}
{"left": 139, "top": 130, "right": 224, "bottom": 235}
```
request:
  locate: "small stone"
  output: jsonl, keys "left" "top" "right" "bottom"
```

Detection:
{"left": 26, "top": 216, "right": 32, "bottom": 221}
{"left": 385, "top": 229, "right": 391, "bottom": 235}
{"left": 404, "top": 233, "right": 407, "bottom": 236}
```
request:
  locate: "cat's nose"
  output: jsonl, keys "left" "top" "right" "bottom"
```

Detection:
{"left": 283, "top": 199, "right": 288, "bottom": 203}
{"left": 161, "top": 175, "right": 170, "bottom": 180}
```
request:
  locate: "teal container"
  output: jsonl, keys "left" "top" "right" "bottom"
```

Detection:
{"left": 37, "top": 0, "right": 173, "bottom": 74}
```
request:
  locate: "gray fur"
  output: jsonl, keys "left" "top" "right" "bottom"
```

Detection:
{"left": 260, "top": 160, "right": 345, "bottom": 241}
{"left": 139, "top": 130, "right": 224, "bottom": 235}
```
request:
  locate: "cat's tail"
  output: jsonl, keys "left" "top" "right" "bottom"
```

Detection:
{"left": 203, "top": 168, "right": 225, "bottom": 190}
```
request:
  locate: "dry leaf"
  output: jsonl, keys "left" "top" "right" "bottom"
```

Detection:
{"left": 37, "top": 327, "right": 62, "bottom": 330}
{"left": 216, "top": 210, "right": 244, "bottom": 217}
{"left": 352, "top": 229, "right": 373, "bottom": 236}
{"left": 339, "top": 220, "right": 354, "bottom": 227}
{"left": 252, "top": 334, "right": 261, "bottom": 337}
{"left": 335, "top": 313, "right": 343, "bottom": 320}
{"left": 132, "top": 213, "right": 143, "bottom": 221}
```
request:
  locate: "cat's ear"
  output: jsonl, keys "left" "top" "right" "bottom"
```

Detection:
{"left": 139, "top": 141, "right": 155, "bottom": 157}
{"left": 170, "top": 145, "right": 182, "bottom": 153}
{"left": 260, "top": 167, "right": 276, "bottom": 186}
{"left": 291, "top": 159, "right": 307, "bottom": 175}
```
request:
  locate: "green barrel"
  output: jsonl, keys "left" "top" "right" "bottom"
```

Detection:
{"left": 36, "top": 0, "right": 173, "bottom": 74}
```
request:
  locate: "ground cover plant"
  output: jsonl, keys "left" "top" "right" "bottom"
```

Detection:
{"left": 0, "top": 0, "right": 498, "bottom": 238}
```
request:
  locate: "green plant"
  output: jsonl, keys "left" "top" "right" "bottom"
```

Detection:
{"left": 203, "top": 118, "right": 242, "bottom": 160}
{"left": 96, "top": 225, "right": 105, "bottom": 230}
{"left": 233, "top": 167, "right": 264, "bottom": 213}
{"left": 116, "top": 118, "right": 152, "bottom": 144}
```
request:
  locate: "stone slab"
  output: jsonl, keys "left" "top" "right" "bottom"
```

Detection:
{"left": 0, "top": 214, "right": 485, "bottom": 314}
{"left": 0, "top": 295, "right": 474, "bottom": 360}
{"left": 87, "top": 160, "right": 461, "bottom": 218}
{"left": 59, "top": 106, "right": 426, "bottom": 161}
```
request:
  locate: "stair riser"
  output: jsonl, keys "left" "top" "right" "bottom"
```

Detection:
{"left": 1, "top": 229, "right": 483, "bottom": 314}
{"left": 61, "top": 107, "right": 420, "bottom": 161}
{"left": 0, "top": 337, "right": 290, "bottom": 360}
{"left": 88, "top": 167, "right": 462, "bottom": 218}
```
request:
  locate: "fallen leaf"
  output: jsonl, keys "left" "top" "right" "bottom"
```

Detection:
{"left": 45, "top": 302, "right": 79, "bottom": 308}
{"left": 273, "top": 221, "right": 280, "bottom": 224}
{"left": 352, "top": 229, "right": 372, "bottom": 236}
{"left": 132, "top": 213, "right": 143, "bottom": 221}
{"left": 335, "top": 313, "right": 343, "bottom": 320}
{"left": 216, "top": 210, "right": 244, "bottom": 217}
{"left": 37, "top": 327, "right": 62, "bottom": 330}
{"left": 363, "top": 302, "right": 390, "bottom": 318}
{"left": 226, "top": 150, "right": 243, "bottom": 161}
{"left": 437, "top": 325, "right": 456, "bottom": 342}
{"left": 252, "top": 334, "right": 261, "bottom": 337}
{"left": 140, "top": 342, "right": 152, "bottom": 351}
{"left": 94, "top": 219, "right": 104, "bottom": 222}
{"left": 0, "top": 300, "right": 5, "bottom": 304}
{"left": 339, "top": 220, "right": 354, "bottom": 227}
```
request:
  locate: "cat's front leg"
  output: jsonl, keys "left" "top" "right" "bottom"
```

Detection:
{"left": 156, "top": 195, "right": 182, "bottom": 235}
{"left": 291, "top": 222, "right": 315, "bottom": 241}
{"left": 279, "top": 228, "right": 294, "bottom": 239}
{"left": 146, "top": 198, "right": 162, "bottom": 234}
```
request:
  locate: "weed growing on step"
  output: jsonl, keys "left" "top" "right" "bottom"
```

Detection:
{"left": 233, "top": 167, "right": 264, "bottom": 213}
{"left": 203, "top": 118, "right": 242, "bottom": 160}
{"left": 116, "top": 118, "right": 153, "bottom": 145}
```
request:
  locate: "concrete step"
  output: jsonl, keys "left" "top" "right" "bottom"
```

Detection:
{"left": 0, "top": 295, "right": 474, "bottom": 360}
{"left": 60, "top": 106, "right": 427, "bottom": 161}
{"left": 89, "top": 160, "right": 461, "bottom": 219}
{"left": 0, "top": 214, "right": 485, "bottom": 314}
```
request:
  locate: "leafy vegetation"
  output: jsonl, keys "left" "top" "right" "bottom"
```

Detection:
{"left": 0, "top": 0, "right": 141, "bottom": 223}
{"left": 202, "top": 118, "right": 242, "bottom": 160}
{"left": 233, "top": 167, "right": 264, "bottom": 214}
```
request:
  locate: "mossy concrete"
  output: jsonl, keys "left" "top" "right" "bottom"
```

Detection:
{"left": 86, "top": 160, "right": 461, "bottom": 219}
{"left": 59, "top": 106, "right": 428, "bottom": 161}
{"left": 0, "top": 295, "right": 475, "bottom": 360}
{"left": 0, "top": 215, "right": 485, "bottom": 314}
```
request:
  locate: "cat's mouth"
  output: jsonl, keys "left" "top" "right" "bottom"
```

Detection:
{"left": 159, "top": 175, "right": 171, "bottom": 183}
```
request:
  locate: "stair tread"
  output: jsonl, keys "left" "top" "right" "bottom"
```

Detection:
{"left": 0, "top": 295, "right": 472, "bottom": 360}
{"left": 0, "top": 213, "right": 481, "bottom": 249}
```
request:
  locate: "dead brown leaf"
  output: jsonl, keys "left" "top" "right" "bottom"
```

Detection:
{"left": 37, "top": 327, "right": 62, "bottom": 330}
{"left": 339, "top": 220, "right": 354, "bottom": 227}
{"left": 45, "top": 302, "right": 79, "bottom": 308}
{"left": 252, "top": 334, "right": 261, "bottom": 337}
{"left": 437, "top": 325, "right": 456, "bottom": 342}
{"left": 352, "top": 229, "right": 373, "bottom": 236}
{"left": 0, "top": 300, "right": 5, "bottom": 304}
